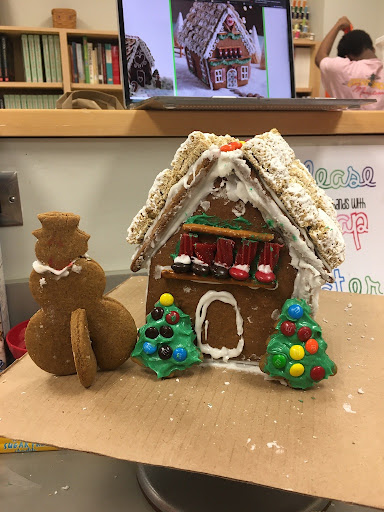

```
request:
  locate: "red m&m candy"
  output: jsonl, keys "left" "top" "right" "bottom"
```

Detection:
{"left": 310, "top": 366, "right": 325, "bottom": 381}
{"left": 280, "top": 321, "right": 296, "bottom": 337}
{"left": 166, "top": 311, "right": 180, "bottom": 325}
{"left": 297, "top": 326, "right": 312, "bottom": 342}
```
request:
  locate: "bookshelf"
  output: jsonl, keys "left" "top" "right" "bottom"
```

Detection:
{"left": 293, "top": 39, "right": 320, "bottom": 98}
{"left": 0, "top": 26, "right": 123, "bottom": 107}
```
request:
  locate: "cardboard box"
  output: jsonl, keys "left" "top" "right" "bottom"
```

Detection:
{"left": 0, "top": 276, "right": 383, "bottom": 509}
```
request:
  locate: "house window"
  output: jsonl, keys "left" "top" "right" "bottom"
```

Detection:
{"left": 241, "top": 65, "right": 249, "bottom": 80}
{"left": 215, "top": 69, "right": 224, "bottom": 83}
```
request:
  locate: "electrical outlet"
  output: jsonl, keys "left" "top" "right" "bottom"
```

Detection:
{"left": 0, "top": 171, "right": 23, "bottom": 227}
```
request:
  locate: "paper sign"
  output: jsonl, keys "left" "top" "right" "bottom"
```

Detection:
{"left": 294, "top": 143, "right": 384, "bottom": 296}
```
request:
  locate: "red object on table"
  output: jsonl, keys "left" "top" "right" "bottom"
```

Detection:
{"left": 6, "top": 320, "right": 29, "bottom": 359}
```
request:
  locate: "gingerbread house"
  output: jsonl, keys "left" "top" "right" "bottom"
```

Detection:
{"left": 127, "top": 130, "right": 345, "bottom": 362}
{"left": 178, "top": 2, "right": 257, "bottom": 90}
{"left": 125, "top": 35, "right": 155, "bottom": 89}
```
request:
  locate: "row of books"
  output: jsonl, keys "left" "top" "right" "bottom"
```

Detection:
{"left": 0, "top": 35, "right": 15, "bottom": 81}
{"left": 69, "top": 38, "right": 120, "bottom": 84}
{"left": 0, "top": 94, "right": 61, "bottom": 109}
{"left": 21, "top": 34, "right": 62, "bottom": 83}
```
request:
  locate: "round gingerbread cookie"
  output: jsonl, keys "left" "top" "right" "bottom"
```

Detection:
{"left": 71, "top": 308, "right": 97, "bottom": 388}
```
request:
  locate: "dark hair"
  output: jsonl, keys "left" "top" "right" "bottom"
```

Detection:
{"left": 337, "top": 30, "right": 374, "bottom": 58}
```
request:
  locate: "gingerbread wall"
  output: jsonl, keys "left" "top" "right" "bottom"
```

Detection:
{"left": 146, "top": 191, "right": 297, "bottom": 360}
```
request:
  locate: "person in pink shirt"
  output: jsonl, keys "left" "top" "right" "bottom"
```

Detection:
{"left": 315, "top": 16, "right": 384, "bottom": 110}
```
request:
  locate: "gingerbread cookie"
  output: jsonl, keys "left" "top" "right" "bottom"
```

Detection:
{"left": 70, "top": 308, "right": 97, "bottom": 388}
{"left": 25, "top": 212, "right": 137, "bottom": 383}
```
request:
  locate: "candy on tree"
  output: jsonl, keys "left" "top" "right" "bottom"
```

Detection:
{"left": 131, "top": 293, "right": 202, "bottom": 378}
{"left": 259, "top": 298, "right": 337, "bottom": 389}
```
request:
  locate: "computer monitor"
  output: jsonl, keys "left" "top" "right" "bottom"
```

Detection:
{"left": 117, "top": 0, "right": 295, "bottom": 105}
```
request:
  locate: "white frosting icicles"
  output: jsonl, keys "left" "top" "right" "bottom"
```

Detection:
{"left": 195, "top": 291, "right": 244, "bottom": 362}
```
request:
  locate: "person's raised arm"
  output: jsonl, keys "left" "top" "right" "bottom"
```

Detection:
{"left": 315, "top": 16, "right": 352, "bottom": 67}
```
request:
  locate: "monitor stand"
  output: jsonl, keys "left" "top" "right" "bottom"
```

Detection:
{"left": 137, "top": 463, "right": 331, "bottom": 512}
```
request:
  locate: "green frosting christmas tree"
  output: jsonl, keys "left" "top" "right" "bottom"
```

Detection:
{"left": 131, "top": 293, "right": 202, "bottom": 379}
{"left": 260, "top": 298, "right": 336, "bottom": 389}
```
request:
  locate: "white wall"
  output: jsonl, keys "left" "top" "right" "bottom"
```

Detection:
{"left": 308, "top": 0, "right": 384, "bottom": 54}
{"left": 0, "top": 0, "right": 118, "bottom": 30}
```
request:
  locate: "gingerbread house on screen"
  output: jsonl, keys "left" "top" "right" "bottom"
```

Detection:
{"left": 127, "top": 130, "right": 345, "bottom": 362}
{"left": 178, "top": 2, "right": 257, "bottom": 90}
{"left": 125, "top": 35, "right": 155, "bottom": 89}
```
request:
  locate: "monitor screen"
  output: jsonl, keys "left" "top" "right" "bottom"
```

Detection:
{"left": 117, "top": 0, "right": 294, "bottom": 104}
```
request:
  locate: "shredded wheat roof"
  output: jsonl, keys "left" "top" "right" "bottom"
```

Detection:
{"left": 179, "top": 1, "right": 256, "bottom": 59}
{"left": 127, "top": 130, "right": 345, "bottom": 272}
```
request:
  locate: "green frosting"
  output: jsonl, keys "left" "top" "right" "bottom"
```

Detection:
{"left": 131, "top": 301, "right": 202, "bottom": 379}
{"left": 209, "top": 58, "right": 251, "bottom": 67}
{"left": 185, "top": 213, "right": 251, "bottom": 230}
{"left": 262, "top": 298, "right": 336, "bottom": 389}
{"left": 217, "top": 33, "right": 242, "bottom": 40}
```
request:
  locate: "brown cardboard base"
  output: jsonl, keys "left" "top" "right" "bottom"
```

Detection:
{"left": 1, "top": 276, "right": 383, "bottom": 510}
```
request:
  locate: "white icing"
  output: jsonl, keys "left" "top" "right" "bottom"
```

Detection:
{"left": 195, "top": 290, "right": 244, "bottom": 362}
{"left": 71, "top": 264, "right": 82, "bottom": 274}
{"left": 257, "top": 264, "right": 272, "bottom": 274}
{"left": 200, "top": 200, "right": 210, "bottom": 211}
{"left": 232, "top": 264, "right": 249, "bottom": 272}
{"left": 32, "top": 259, "right": 76, "bottom": 279}
{"left": 204, "top": 320, "right": 209, "bottom": 340}
{"left": 232, "top": 201, "right": 246, "bottom": 217}
{"left": 271, "top": 309, "right": 280, "bottom": 321}
{"left": 39, "top": 277, "right": 47, "bottom": 288}
{"left": 183, "top": 286, "right": 191, "bottom": 293}
{"left": 154, "top": 265, "right": 171, "bottom": 280}
{"left": 174, "top": 254, "right": 191, "bottom": 264}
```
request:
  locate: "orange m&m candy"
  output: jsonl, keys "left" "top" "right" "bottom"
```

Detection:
{"left": 305, "top": 338, "right": 319, "bottom": 354}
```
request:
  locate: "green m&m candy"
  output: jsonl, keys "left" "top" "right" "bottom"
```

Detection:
{"left": 272, "top": 354, "right": 287, "bottom": 369}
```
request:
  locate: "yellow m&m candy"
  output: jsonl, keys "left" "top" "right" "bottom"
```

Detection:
{"left": 290, "top": 363, "right": 305, "bottom": 377}
{"left": 160, "top": 293, "right": 174, "bottom": 307}
{"left": 290, "top": 344, "right": 305, "bottom": 360}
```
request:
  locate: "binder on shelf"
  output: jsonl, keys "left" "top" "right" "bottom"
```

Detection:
{"left": 21, "top": 34, "right": 32, "bottom": 82}
{"left": 1, "top": 36, "right": 15, "bottom": 82}
{"left": 28, "top": 34, "right": 38, "bottom": 82}
{"left": 97, "top": 43, "right": 103, "bottom": 83}
{"left": 48, "top": 35, "right": 57, "bottom": 82}
{"left": 42, "top": 35, "right": 52, "bottom": 82}
{"left": 34, "top": 35, "right": 44, "bottom": 82}
{"left": 54, "top": 35, "right": 62, "bottom": 82}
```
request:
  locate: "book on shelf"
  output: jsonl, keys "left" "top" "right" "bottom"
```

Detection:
{"left": 1, "top": 35, "right": 15, "bottom": 82}
{"left": 0, "top": 93, "right": 60, "bottom": 109}
{"left": 111, "top": 45, "right": 121, "bottom": 85}
{"left": 68, "top": 38, "right": 121, "bottom": 86}
{"left": 83, "top": 36, "right": 90, "bottom": 84}
{"left": 105, "top": 43, "right": 113, "bottom": 84}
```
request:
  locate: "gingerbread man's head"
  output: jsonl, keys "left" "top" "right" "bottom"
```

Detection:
{"left": 33, "top": 212, "right": 90, "bottom": 270}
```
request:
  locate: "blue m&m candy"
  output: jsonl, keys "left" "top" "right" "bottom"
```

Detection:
{"left": 143, "top": 342, "right": 157, "bottom": 355}
{"left": 173, "top": 347, "right": 187, "bottom": 362}
{"left": 288, "top": 304, "right": 303, "bottom": 320}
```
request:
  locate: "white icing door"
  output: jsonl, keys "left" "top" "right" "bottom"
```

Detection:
{"left": 226, "top": 68, "right": 238, "bottom": 89}
{"left": 195, "top": 290, "right": 244, "bottom": 362}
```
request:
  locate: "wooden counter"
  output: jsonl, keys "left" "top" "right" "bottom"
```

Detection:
{"left": 0, "top": 109, "right": 383, "bottom": 137}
